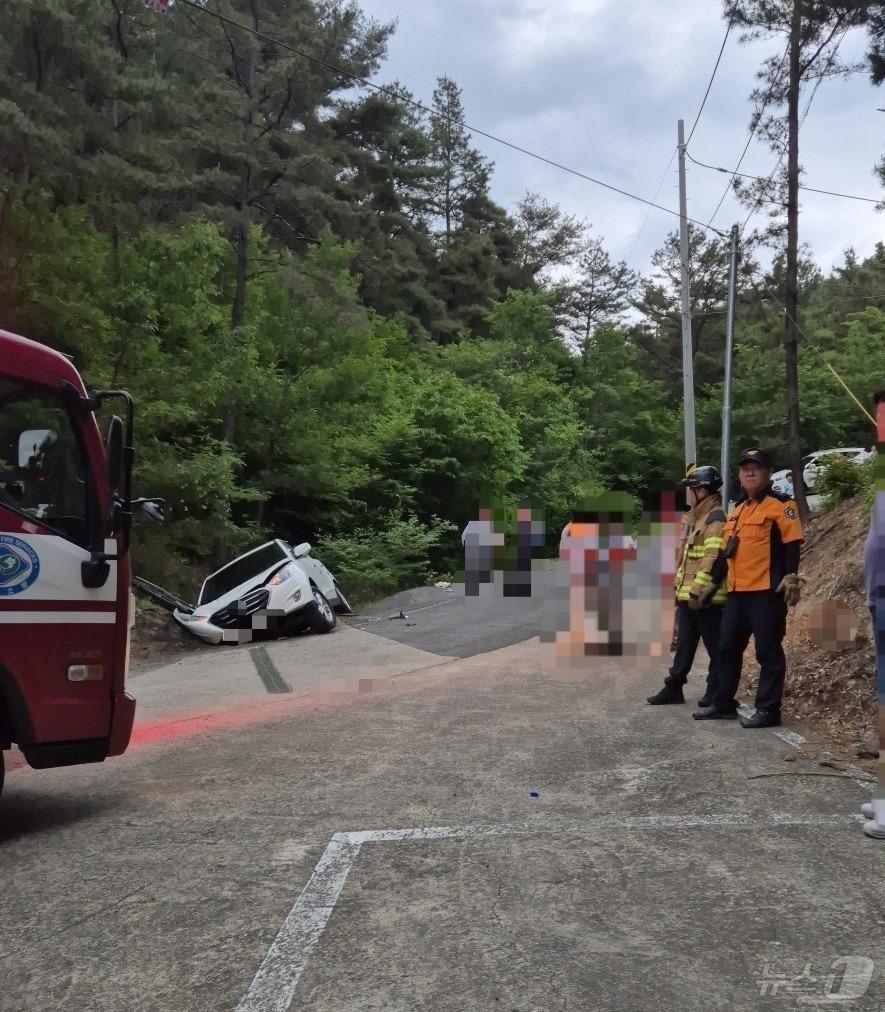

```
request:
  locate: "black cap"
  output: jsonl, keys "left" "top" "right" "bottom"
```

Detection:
{"left": 737, "top": 447, "right": 774, "bottom": 468}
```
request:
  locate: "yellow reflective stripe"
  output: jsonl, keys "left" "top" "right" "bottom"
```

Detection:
{"left": 703, "top": 537, "right": 722, "bottom": 548}
{"left": 694, "top": 572, "right": 712, "bottom": 585}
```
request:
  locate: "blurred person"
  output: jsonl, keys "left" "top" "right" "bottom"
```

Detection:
{"left": 647, "top": 466, "right": 727, "bottom": 706}
{"left": 503, "top": 506, "right": 546, "bottom": 598}
{"left": 461, "top": 507, "right": 503, "bottom": 596}
{"left": 558, "top": 495, "right": 636, "bottom": 658}
{"left": 694, "top": 448, "right": 804, "bottom": 728}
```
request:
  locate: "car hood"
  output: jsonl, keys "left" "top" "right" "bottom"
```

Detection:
{"left": 197, "top": 560, "right": 307, "bottom": 615}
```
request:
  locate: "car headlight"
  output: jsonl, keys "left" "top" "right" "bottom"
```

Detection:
{"left": 267, "top": 562, "right": 297, "bottom": 587}
{"left": 179, "top": 613, "right": 209, "bottom": 623}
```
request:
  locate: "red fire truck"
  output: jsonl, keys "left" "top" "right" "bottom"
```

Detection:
{"left": 0, "top": 329, "right": 157, "bottom": 797}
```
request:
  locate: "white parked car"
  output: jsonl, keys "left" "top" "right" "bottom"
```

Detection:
{"left": 173, "top": 539, "right": 351, "bottom": 645}
{"left": 801, "top": 447, "right": 873, "bottom": 492}
{"left": 770, "top": 468, "right": 792, "bottom": 495}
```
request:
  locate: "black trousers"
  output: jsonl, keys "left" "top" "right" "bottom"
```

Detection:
{"left": 665, "top": 601, "right": 722, "bottom": 693}
{"left": 713, "top": 590, "right": 787, "bottom": 712}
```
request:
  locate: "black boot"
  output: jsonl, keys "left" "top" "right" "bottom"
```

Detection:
{"left": 647, "top": 684, "right": 685, "bottom": 705}
{"left": 696, "top": 685, "right": 716, "bottom": 708}
{"left": 692, "top": 705, "right": 737, "bottom": 720}
{"left": 739, "top": 708, "right": 782, "bottom": 729}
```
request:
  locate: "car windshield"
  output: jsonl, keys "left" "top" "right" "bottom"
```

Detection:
{"left": 199, "top": 542, "right": 287, "bottom": 605}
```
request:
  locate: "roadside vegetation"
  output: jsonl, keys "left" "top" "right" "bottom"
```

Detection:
{"left": 0, "top": 2, "right": 882, "bottom": 601}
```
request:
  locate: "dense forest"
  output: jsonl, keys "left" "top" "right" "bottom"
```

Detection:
{"left": 1, "top": 1, "right": 883, "bottom": 601}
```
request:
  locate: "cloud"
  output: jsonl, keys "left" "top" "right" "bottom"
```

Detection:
{"left": 359, "top": 0, "right": 884, "bottom": 275}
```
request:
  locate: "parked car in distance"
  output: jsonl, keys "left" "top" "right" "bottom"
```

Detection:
{"left": 770, "top": 468, "right": 792, "bottom": 495}
{"left": 173, "top": 539, "right": 352, "bottom": 644}
{"left": 801, "top": 447, "right": 873, "bottom": 492}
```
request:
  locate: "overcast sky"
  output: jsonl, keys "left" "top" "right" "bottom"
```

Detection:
{"left": 355, "top": 0, "right": 884, "bottom": 280}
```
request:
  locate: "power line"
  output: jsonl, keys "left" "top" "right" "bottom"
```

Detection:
{"left": 685, "top": 149, "right": 880, "bottom": 204}
{"left": 624, "top": 21, "right": 731, "bottom": 263}
{"left": 623, "top": 149, "right": 675, "bottom": 265}
{"left": 175, "top": 0, "right": 727, "bottom": 237}
{"left": 739, "top": 22, "right": 856, "bottom": 233}
{"left": 701, "top": 46, "right": 790, "bottom": 227}
{"left": 686, "top": 23, "right": 732, "bottom": 146}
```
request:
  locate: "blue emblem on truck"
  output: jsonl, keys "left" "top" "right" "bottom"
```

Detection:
{"left": 0, "top": 535, "right": 40, "bottom": 595}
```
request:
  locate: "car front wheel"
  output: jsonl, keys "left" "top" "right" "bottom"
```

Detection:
{"left": 308, "top": 587, "right": 336, "bottom": 634}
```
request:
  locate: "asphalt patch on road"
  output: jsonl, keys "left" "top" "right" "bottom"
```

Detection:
{"left": 349, "top": 570, "right": 552, "bottom": 659}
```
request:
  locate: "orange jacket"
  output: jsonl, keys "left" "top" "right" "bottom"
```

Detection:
{"left": 723, "top": 490, "right": 803, "bottom": 593}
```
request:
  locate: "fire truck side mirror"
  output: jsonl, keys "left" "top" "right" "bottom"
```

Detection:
{"left": 106, "top": 415, "right": 124, "bottom": 494}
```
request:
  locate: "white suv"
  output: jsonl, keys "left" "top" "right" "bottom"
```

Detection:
{"left": 174, "top": 540, "right": 351, "bottom": 644}
{"left": 802, "top": 447, "right": 873, "bottom": 492}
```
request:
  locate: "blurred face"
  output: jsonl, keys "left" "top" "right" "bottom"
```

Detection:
{"left": 739, "top": 462, "right": 771, "bottom": 498}
{"left": 478, "top": 508, "right": 491, "bottom": 521}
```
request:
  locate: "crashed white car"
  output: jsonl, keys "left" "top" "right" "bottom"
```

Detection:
{"left": 802, "top": 447, "right": 873, "bottom": 492}
{"left": 173, "top": 540, "right": 351, "bottom": 645}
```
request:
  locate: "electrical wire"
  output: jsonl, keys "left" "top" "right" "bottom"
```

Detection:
{"left": 623, "top": 149, "right": 676, "bottom": 266}
{"left": 624, "top": 21, "right": 731, "bottom": 263}
{"left": 686, "top": 23, "right": 732, "bottom": 146}
{"left": 738, "top": 22, "right": 858, "bottom": 233}
{"left": 685, "top": 149, "right": 880, "bottom": 204}
{"left": 702, "top": 46, "right": 790, "bottom": 227}
{"left": 175, "top": 0, "right": 727, "bottom": 236}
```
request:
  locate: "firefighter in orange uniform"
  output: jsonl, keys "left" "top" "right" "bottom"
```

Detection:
{"left": 693, "top": 447, "right": 804, "bottom": 728}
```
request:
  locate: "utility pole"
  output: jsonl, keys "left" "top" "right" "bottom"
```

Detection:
{"left": 677, "top": 119, "right": 696, "bottom": 469}
{"left": 720, "top": 225, "right": 739, "bottom": 511}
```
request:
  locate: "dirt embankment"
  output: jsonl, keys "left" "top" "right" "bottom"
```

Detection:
{"left": 744, "top": 497, "right": 877, "bottom": 762}
{"left": 129, "top": 601, "right": 205, "bottom": 668}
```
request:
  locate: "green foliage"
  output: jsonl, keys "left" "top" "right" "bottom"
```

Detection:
{"left": 314, "top": 514, "right": 456, "bottom": 604}
{"left": 818, "top": 455, "right": 876, "bottom": 513}
{"left": 1, "top": 0, "right": 882, "bottom": 606}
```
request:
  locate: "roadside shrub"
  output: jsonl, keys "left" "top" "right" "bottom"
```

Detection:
{"left": 818, "top": 454, "right": 875, "bottom": 512}
{"left": 314, "top": 513, "right": 457, "bottom": 605}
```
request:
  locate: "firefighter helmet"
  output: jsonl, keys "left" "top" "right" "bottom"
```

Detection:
{"left": 682, "top": 465, "right": 723, "bottom": 493}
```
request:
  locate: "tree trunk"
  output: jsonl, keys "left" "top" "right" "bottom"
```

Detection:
{"left": 223, "top": 4, "right": 258, "bottom": 447}
{"left": 783, "top": 1, "right": 809, "bottom": 521}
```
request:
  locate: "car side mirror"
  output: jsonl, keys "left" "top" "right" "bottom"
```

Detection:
{"left": 292, "top": 542, "right": 311, "bottom": 558}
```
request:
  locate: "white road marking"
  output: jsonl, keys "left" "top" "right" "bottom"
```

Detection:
{"left": 235, "top": 811, "right": 865, "bottom": 1012}
{"left": 745, "top": 712, "right": 874, "bottom": 792}
{"left": 235, "top": 834, "right": 362, "bottom": 1012}
{"left": 773, "top": 729, "right": 806, "bottom": 748}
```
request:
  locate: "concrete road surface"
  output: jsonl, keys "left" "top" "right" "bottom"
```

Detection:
{"left": 1, "top": 583, "right": 883, "bottom": 1012}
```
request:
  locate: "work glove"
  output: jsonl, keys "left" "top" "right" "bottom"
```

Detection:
{"left": 686, "top": 593, "right": 703, "bottom": 611}
{"left": 775, "top": 573, "right": 804, "bottom": 607}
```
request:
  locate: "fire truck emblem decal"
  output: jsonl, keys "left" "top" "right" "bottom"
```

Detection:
{"left": 0, "top": 536, "right": 40, "bottom": 595}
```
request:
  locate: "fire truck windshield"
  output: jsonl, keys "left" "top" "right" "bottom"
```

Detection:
{"left": 0, "top": 377, "right": 97, "bottom": 548}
